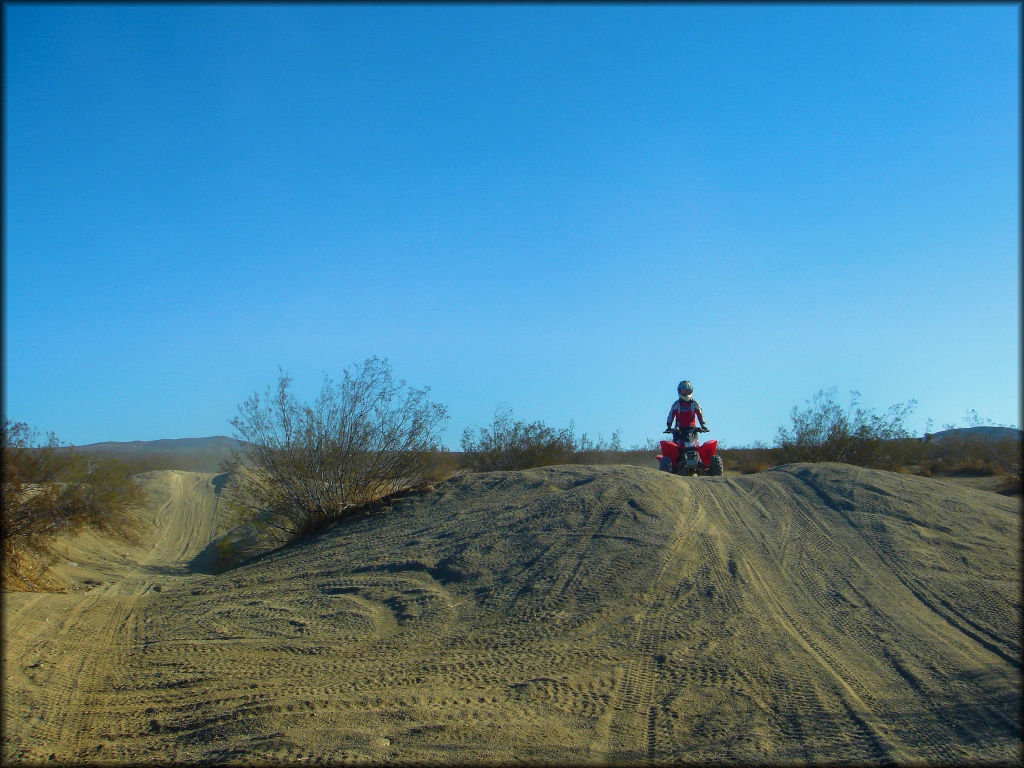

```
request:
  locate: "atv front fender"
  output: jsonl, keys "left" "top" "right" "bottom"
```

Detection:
{"left": 658, "top": 440, "right": 679, "bottom": 463}
{"left": 697, "top": 440, "right": 718, "bottom": 468}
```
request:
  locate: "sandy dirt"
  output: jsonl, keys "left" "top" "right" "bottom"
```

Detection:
{"left": 3, "top": 463, "right": 1020, "bottom": 764}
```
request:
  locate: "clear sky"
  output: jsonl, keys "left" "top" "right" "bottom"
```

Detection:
{"left": 4, "top": 3, "right": 1020, "bottom": 450}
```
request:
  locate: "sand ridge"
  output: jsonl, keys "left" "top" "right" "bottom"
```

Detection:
{"left": 2, "top": 463, "right": 1020, "bottom": 763}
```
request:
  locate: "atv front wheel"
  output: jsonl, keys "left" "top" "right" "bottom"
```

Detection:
{"left": 708, "top": 456, "right": 724, "bottom": 476}
{"left": 659, "top": 457, "right": 673, "bottom": 472}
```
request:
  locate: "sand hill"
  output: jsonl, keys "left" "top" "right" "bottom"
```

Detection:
{"left": 3, "top": 463, "right": 1019, "bottom": 764}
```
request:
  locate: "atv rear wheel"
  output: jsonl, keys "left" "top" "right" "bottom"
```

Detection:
{"left": 659, "top": 457, "right": 673, "bottom": 472}
{"left": 709, "top": 455, "right": 724, "bottom": 476}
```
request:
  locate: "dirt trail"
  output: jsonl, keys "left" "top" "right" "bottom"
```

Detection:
{"left": 3, "top": 471, "right": 224, "bottom": 763}
{"left": 2, "top": 464, "right": 1019, "bottom": 764}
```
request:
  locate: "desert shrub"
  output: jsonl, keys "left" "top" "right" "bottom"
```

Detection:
{"left": 921, "top": 436, "right": 1022, "bottom": 478}
{"left": 221, "top": 358, "right": 448, "bottom": 542}
{"left": 422, "top": 449, "right": 460, "bottom": 483}
{"left": 940, "top": 409, "right": 1015, "bottom": 430}
{"left": 718, "top": 443, "right": 781, "bottom": 474}
{"left": 74, "top": 451, "right": 229, "bottom": 475}
{"left": 914, "top": 410, "right": 1021, "bottom": 480}
{"left": 84, "top": 453, "right": 168, "bottom": 475}
{"left": 775, "top": 388, "right": 917, "bottom": 469}
{"left": 600, "top": 449, "right": 661, "bottom": 468}
{"left": 994, "top": 473, "right": 1023, "bottom": 495}
{"left": 570, "top": 434, "right": 672, "bottom": 468}
{"left": 461, "top": 406, "right": 576, "bottom": 471}
{"left": 573, "top": 430, "right": 626, "bottom": 465}
{"left": 881, "top": 438, "right": 931, "bottom": 472}
{"left": 2, "top": 420, "right": 144, "bottom": 588}
{"left": 214, "top": 537, "right": 236, "bottom": 567}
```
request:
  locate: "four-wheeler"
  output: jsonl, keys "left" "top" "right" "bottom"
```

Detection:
{"left": 656, "top": 426, "right": 724, "bottom": 476}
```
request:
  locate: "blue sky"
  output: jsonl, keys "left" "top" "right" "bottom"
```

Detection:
{"left": 4, "top": 3, "right": 1019, "bottom": 450}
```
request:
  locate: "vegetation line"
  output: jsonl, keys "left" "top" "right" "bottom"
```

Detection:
{"left": 5, "top": 373, "right": 1020, "bottom": 586}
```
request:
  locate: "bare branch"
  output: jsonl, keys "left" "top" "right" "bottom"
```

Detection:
{"left": 220, "top": 359, "right": 449, "bottom": 543}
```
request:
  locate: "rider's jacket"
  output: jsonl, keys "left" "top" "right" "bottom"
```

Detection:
{"left": 667, "top": 398, "right": 705, "bottom": 429}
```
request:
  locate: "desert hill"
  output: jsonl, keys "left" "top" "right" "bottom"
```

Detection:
{"left": 926, "top": 425, "right": 1022, "bottom": 444}
{"left": 3, "top": 463, "right": 1019, "bottom": 764}
{"left": 70, "top": 435, "right": 243, "bottom": 473}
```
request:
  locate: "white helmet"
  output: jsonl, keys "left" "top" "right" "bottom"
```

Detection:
{"left": 677, "top": 380, "right": 693, "bottom": 399}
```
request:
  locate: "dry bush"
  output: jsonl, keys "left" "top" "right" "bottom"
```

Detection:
{"left": 422, "top": 450, "right": 460, "bottom": 483}
{"left": 994, "top": 473, "right": 1023, "bottom": 496}
{"left": 221, "top": 358, "right": 448, "bottom": 542}
{"left": 880, "top": 438, "right": 930, "bottom": 473}
{"left": 775, "top": 388, "right": 917, "bottom": 469}
{"left": 461, "top": 406, "right": 576, "bottom": 472}
{"left": 913, "top": 410, "right": 1022, "bottom": 484}
{"left": 572, "top": 430, "right": 627, "bottom": 465}
{"left": 718, "top": 444, "right": 781, "bottom": 474}
{"left": 2, "top": 420, "right": 144, "bottom": 589}
{"left": 82, "top": 451, "right": 226, "bottom": 475}
{"left": 921, "top": 436, "right": 1022, "bottom": 478}
{"left": 87, "top": 454, "right": 168, "bottom": 475}
{"left": 592, "top": 449, "right": 657, "bottom": 468}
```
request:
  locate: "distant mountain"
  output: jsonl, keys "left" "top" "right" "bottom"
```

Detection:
{"left": 71, "top": 436, "right": 244, "bottom": 474}
{"left": 925, "top": 426, "right": 1022, "bottom": 444}
{"left": 78, "top": 436, "right": 242, "bottom": 452}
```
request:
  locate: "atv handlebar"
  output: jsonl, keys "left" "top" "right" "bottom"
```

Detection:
{"left": 665, "top": 426, "right": 709, "bottom": 434}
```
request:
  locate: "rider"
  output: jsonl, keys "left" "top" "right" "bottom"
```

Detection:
{"left": 666, "top": 380, "right": 707, "bottom": 437}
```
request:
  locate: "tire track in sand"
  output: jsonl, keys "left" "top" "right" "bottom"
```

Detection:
{"left": 593, "top": 479, "right": 706, "bottom": 762}
{"left": 3, "top": 472, "right": 221, "bottom": 763}
{"left": 5, "top": 463, "right": 1018, "bottom": 764}
{"left": 744, "top": 560, "right": 906, "bottom": 763}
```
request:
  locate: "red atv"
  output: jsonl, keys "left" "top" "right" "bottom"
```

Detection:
{"left": 657, "top": 426, "right": 724, "bottom": 476}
